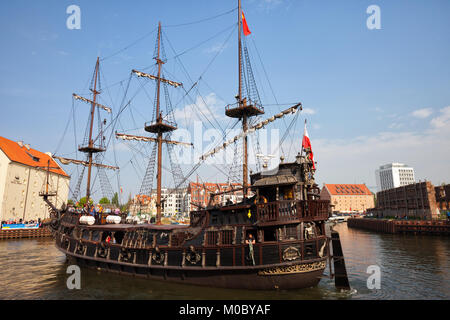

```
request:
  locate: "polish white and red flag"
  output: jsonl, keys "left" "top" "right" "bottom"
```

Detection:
{"left": 302, "top": 122, "right": 316, "bottom": 170}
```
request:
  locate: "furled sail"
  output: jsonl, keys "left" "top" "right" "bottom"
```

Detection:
{"left": 54, "top": 156, "right": 119, "bottom": 171}
{"left": 73, "top": 94, "right": 112, "bottom": 113}
{"left": 199, "top": 103, "right": 302, "bottom": 161}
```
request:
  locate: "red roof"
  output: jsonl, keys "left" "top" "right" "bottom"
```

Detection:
{"left": 324, "top": 184, "right": 372, "bottom": 196}
{"left": 0, "top": 136, "right": 69, "bottom": 177}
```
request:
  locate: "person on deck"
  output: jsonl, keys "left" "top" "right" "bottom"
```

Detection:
{"left": 245, "top": 233, "right": 256, "bottom": 266}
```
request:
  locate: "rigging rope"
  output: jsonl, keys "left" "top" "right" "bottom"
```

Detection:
{"left": 100, "top": 27, "right": 158, "bottom": 62}
{"left": 163, "top": 7, "right": 237, "bottom": 28}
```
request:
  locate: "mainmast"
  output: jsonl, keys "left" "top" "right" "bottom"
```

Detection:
{"left": 225, "top": 0, "right": 264, "bottom": 196}
{"left": 116, "top": 22, "right": 187, "bottom": 225}
{"left": 155, "top": 22, "right": 164, "bottom": 225}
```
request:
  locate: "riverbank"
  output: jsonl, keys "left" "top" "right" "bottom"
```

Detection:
{"left": 348, "top": 218, "right": 450, "bottom": 235}
{"left": 0, "top": 227, "right": 52, "bottom": 240}
{"left": 1, "top": 223, "right": 449, "bottom": 299}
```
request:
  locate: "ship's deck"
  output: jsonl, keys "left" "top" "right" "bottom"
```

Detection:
{"left": 84, "top": 223, "right": 190, "bottom": 231}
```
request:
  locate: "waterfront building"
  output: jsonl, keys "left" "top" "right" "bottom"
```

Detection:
{"left": 132, "top": 183, "right": 244, "bottom": 217}
{"left": 369, "top": 181, "right": 440, "bottom": 220}
{"left": 161, "top": 188, "right": 190, "bottom": 217}
{"left": 375, "top": 163, "right": 415, "bottom": 192}
{"left": 188, "top": 182, "right": 243, "bottom": 211}
{"left": 434, "top": 184, "right": 450, "bottom": 212}
{"left": 131, "top": 188, "right": 190, "bottom": 218}
{"left": 320, "top": 184, "right": 375, "bottom": 213}
{"left": 0, "top": 136, "right": 70, "bottom": 223}
{"left": 130, "top": 194, "right": 155, "bottom": 216}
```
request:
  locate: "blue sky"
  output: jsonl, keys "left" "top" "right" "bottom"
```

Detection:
{"left": 1, "top": 0, "right": 449, "bottom": 201}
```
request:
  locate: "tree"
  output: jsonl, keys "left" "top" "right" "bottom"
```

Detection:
{"left": 67, "top": 199, "right": 75, "bottom": 206}
{"left": 99, "top": 197, "right": 110, "bottom": 205}
{"left": 79, "top": 197, "right": 93, "bottom": 207}
{"left": 112, "top": 192, "right": 119, "bottom": 207}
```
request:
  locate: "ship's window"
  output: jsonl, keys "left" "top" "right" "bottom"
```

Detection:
{"left": 101, "top": 231, "right": 112, "bottom": 242}
{"left": 81, "top": 229, "right": 90, "bottom": 240}
{"left": 205, "top": 231, "right": 218, "bottom": 246}
{"left": 263, "top": 227, "right": 277, "bottom": 242}
{"left": 221, "top": 230, "right": 233, "bottom": 245}
{"left": 92, "top": 231, "right": 100, "bottom": 241}
{"left": 284, "top": 225, "right": 298, "bottom": 240}
{"left": 304, "top": 242, "right": 316, "bottom": 259}
{"left": 114, "top": 231, "right": 124, "bottom": 244}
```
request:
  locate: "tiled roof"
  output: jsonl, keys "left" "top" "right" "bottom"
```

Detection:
{"left": 0, "top": 136, "right": 69, "bottom": 177}
{"left": 324, "top": 184, "right": 372, "bottom": 196}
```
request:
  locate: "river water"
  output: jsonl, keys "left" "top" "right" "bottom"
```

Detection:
{"left": 0, "top": 223, "right": 449, "bottom": 300}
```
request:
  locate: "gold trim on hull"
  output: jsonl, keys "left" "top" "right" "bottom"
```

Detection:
{"left": 258, "top": 261, "right": 326, "bottom": 276}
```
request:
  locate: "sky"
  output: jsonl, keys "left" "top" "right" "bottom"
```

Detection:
{"left": 1, "top": 0, "right": 449, "bottom": 202}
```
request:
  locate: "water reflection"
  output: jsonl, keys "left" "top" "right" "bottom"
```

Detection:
{"left": 0, "top": 224, "right": 448, "bottom": 300}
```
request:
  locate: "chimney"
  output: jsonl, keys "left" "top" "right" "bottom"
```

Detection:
{"left": 24, "top": 144, "right": 30, "bottom": 150}
{"left": 17, "top": 141, "right": 24, "bottom": 147}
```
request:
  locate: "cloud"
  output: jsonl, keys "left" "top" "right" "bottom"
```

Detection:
{"left": 388, "top": 122, "right": 404, "bottom": 129}
{"left": 204, "top": 43, "right": 228, "bottom": 55}
{"left": 311, "top": 128, "right": 450, "bottom": 189}
{"left": 430, "top": 106, "right": 450, "bottom": 129}
{"left": 302, "top": 108, "right": 316, "bottom": 115}
{"left": 173, "top": 93, "right": 226, "bottom": 127}
{"left": 279, "top": 105, "right": 450, "bottom": 189}
{"left": 411, "top": 107, "right": 433, "bottom": 119}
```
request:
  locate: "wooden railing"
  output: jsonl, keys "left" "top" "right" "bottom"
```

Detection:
{"left": 257, "top": 200, "right": 329, "bottom": 224}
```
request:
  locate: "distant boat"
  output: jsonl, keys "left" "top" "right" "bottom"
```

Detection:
{"left": 1, "top": 223, "right": 40, "bottom": 230}
{"left": 329, "top": 215, "right": 346, "bottom": 223}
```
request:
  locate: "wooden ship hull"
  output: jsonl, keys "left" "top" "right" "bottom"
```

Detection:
{"left": 43, "top": 0, "right": 350, "bottom": 291}
{"left": 50, "top": 198, "right": 330, "bottom": 290}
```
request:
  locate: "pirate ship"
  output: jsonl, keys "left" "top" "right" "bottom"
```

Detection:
{"left": 42, "top": 0, "right": 350, "bottom": 290}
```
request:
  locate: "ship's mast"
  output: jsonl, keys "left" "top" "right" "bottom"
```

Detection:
{"left": 238, "top": 0, "right": 249, "bottom": 195}
{"left": 50, "top": 59, "right": 116, "bottom": 209}
{"left": 86, "top": 57, "right": 100, "bottom": 203}
{"left": 155, "top": 22, "right": 164, "bottom": 225}
{"left": 117, "top": 22, "right": 187, "bottom": 225}
{"left": 76, "top": 57, "right": 108, "bottom": 208}
{"left": 238, "top": 0, "right": 242, "bottom": 104}
{"left": 225, "top": 0, "right": 264, "bottom": 196}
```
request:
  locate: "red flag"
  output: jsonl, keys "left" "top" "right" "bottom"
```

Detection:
{"left": 242, "top": 11, "right": 251, "bottom": 36}
{"left": 302, "top": 122, "right": 316, "bottom": 170}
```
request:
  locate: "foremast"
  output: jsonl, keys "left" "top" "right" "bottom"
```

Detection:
{"left": 52, "top": 58, "right": 118, "bottom": 210}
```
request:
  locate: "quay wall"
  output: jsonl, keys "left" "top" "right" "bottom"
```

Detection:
{"left": 0, "top": 227, "right": 52, "bottom": 240}
{"left": 348, "top": 218, "right": 449, "bottom": 235}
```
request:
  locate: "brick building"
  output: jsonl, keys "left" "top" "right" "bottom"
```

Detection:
{"left": 435, "top": 184, "right": 450, "bottom": 212}
{"left": 370, "top": 181, "right": 440, "bottom": 220}
{"left": 320, "top": 184, "right": 374, "bottom": 213}
{"left": 188, "top": 182, "right": 243, "bottom": 211}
